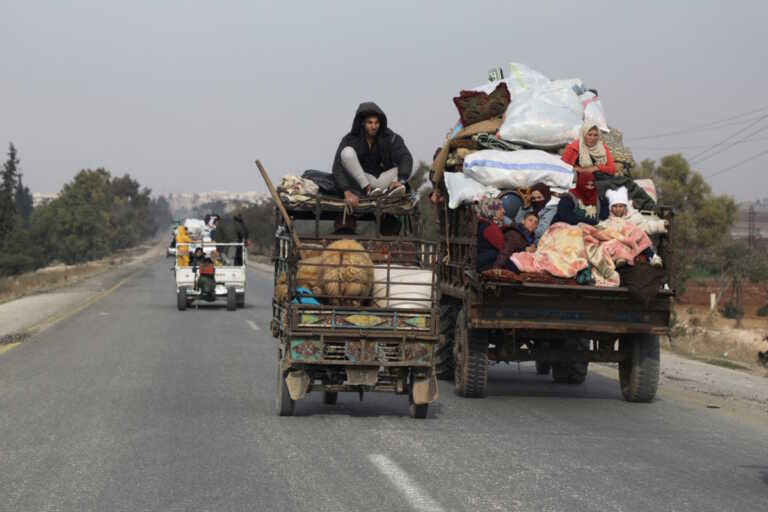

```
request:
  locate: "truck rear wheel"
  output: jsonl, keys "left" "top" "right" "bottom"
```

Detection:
{"left": 435, "top": 302, "right": 459, "bottom": 380}
{"left": 276, "top": 363, "right": 295, "bottom": 416}
{"left": 226, "top": 287, "right": 237, "bottom": 311}
{"left": 454, "top": 309, "right": 488, "bottom": 398}
{"left": 619, "top": 333, "right": 660, "bottom": 402}
{"left": 409, "top": 395, "right": 429, "bottom": 419}
{"left": 551, "top": 338, "right": 588, "bottom": 384}
{"left": 236, "top": 292, "right": 245, "bottom": 308}
{"left": 177, "top": 287, "right": 187, "bottom": 311}
{"left": 323, "top": 391, "right": 338, "bottom": 405}
{"left": 551, "top": 362, "right": 588, "bottom": 384}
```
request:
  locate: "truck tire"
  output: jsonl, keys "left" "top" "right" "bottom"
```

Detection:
{"left": 409, "top": 394, "right": 429, "bottom": 419}
{"left": 535, "top": 362, "right": 551, "bottom": 375}
{"left": 276, "top": 364, "right": 295, "bottom": 416}
{"left": 435, "top": 302, "right": 459, "bottom": 380}
{"left": 226, "top": 287, "right": 237, "bottom": 311}
{"left": 454, "top": 309, "right": 488, "bottom": 398}
{"left": 236, "top": 292, "right": 245, "bottom": 308}
{"left": 619, "top": 333, "right": 660, "bottom": 403}
{"left": 323, "top": 391, "right": 338, "bottom": 405}
{"left": 551, "top": 362, "right": 588, "bottom": 384}
{"left": 551, "top": 338, "right": 588, "bottom": 384}
{"left": 177, "top": 287, "right": 187, "bottom": 311}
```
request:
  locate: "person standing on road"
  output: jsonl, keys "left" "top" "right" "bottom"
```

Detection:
{"left": 332, "top": 102, "right": 413, "bottom": 207}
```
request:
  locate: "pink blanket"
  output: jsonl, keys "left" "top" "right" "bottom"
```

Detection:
{"left": 511, "top": 221, "right": 652, "bottom": 287}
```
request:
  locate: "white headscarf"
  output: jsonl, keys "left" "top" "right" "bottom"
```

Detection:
{"left": 579, "top": 120, "right": 607, "bottom": 168}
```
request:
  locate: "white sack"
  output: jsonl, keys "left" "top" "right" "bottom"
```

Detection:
{"left": 373, "top": 266, "right": 433, "bottom": 309}
{"left": 444, "top": 171, "right": 500, "bottom": 209}
{"left": 183, "top": 218, "right": 206, "bottom": 238}
{"left": 498, "top": 79, "right": 583, "bottom": 147}
{"left": 633, "top": 179, "right": 658, "bottom": 204}
{"left": 579, "top": 91, "right": 609, "bottom": 132}
{"left": 463, "top": 149, "right": 574, "bottom": 190}
{"left": 473, "top": 62, "right": 551, "bottom": 96}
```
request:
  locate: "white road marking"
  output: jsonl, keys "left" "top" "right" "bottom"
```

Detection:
{"left": 247, "top": 320, "right": 261, "bottom": 331}
{"left": 368, "top": 454, "right": 445, "bottom": 512}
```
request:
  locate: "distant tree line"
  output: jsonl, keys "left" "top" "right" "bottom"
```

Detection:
{"left": 0, "top": 143, "right": 173, "bottom": 276}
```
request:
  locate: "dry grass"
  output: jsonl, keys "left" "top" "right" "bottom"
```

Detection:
{"left": 671, "top": 304, "right": 767, "bottom": 369}
{"left": 0, "top": 244, "right": 155, "bottom": 305}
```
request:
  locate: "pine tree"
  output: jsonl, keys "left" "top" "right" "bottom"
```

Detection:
{"left": 15, "top": 173, "right": 34, "bottom": 225}
{"left": 0, "top": 143, "right": 20, "bottom": 241}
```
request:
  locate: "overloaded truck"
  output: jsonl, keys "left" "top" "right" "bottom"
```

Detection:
{"left": 429, "top": 64, "right": 674, "bottom": 402}
{"left": 433, "top": 201, "right": 673, "bottom": 402}
{"left": 258, "top": 162, "right": 440, "bottom": 418}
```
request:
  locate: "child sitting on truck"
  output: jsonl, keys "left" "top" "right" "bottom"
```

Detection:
{"left": 494, "top": 212, "right": 539, "bottom": 271}
{"left": 476, "top": 197, "right": 538, "bottom": 272}
{"left": 599, "top": 187, "right": 663, "bottom": 268}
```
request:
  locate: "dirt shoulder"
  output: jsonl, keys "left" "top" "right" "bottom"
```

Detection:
{"left": 0, "top": 242, "right": 165, "bottom": 343}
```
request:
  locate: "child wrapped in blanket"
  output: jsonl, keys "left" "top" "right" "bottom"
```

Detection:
{"left": 600, "top": 187, "right": 663, "bottom": 268}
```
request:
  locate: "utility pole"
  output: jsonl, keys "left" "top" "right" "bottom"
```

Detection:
{"left": 748, "top": 204, "right": 756, "bottom": 249}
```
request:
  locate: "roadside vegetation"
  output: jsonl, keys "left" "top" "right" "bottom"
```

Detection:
{"left": 0, "top": 143, "right": 173, "bottom": 277}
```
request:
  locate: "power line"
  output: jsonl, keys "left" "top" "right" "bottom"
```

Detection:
{"left": 706, "top": 148, "right": 768, "bottom": 179}
{"left": 689, "top": 114, "right": 768, "bottom": 164}
{"left": 689, "top": 123, "right": 768, "bottom": 164}
{"left": 632, "top": 135, "right": 768, "bottom": 151}
{"left": 627, "top": 105, "right": 768, "bottom": 140}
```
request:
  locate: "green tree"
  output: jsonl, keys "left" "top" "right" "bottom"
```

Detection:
{"left": 0, "top": 143, "right": 20, "bottom": 242}
{"left": 14, "top": 173, "right": 34, "bottom": 225}
{"left": 409, "top": 161, "right": 439, "bottom": 241}
{"left": 636, "top": 154, "right": 737, "bottom": 293}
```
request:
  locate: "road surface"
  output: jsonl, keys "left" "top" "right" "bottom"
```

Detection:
{"left": 1, "top": 257, "right": 766, "bottom": 511}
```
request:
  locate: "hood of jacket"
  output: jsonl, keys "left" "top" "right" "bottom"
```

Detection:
{"left": 350, "top": 102, "right": 388, "bottom": 136}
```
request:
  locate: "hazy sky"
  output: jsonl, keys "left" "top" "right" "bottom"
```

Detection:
{"left": 2, "top": 1, "right": 767, "bottom": 200}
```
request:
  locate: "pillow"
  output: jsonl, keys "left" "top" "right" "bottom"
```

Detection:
{"left": 453, "top": 82, "right": 511, "bottom": 126}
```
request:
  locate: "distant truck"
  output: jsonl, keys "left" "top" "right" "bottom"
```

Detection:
{"left": 174, "top": 241, "right": 247, "bottom": 311}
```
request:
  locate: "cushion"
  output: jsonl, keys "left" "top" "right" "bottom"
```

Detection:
{"left": 453, "top": 82, "right": 511, "bottom": 126}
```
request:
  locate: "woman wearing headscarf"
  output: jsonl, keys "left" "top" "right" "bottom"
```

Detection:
{"left": 561, "top": 120, "right": 616, "bottom": 175}
{"left": 474, "top": 197, "right": 506, "bottom": 272}
{"left": 514, "top": 183, "right": 556, "bottom": 241}
{"left": 552, "top": 172, "right": 609, "bottom": 226}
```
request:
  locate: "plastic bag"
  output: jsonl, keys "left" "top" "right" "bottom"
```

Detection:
{"left": 444, "top": 171, "right": 500, "bottom": 209}
{"left": 579, "top": 91, "right": 609, "bottom": 132}
{"left": 498, "top": 79, "right": 583, "bottom": 147}
{"left": 462, "top": 149, "right": 574, "bottom": 190}
{"left": 472, "top": 62, "right": 551, "bottom": 96}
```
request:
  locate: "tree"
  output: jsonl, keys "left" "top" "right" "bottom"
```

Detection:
{"left": 0, "top": 143, "right": 20, "bottom": 242}
{"left": 635, "top": 154, "right": 737, "bottom": 293}
{"left": 14, "top": 173, "right": 34, "bottom": 225}
{"left": 409, "top": 161, "right": 439, "bottom": 241}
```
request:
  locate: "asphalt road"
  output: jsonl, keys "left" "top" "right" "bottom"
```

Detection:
{"left": 1, "top": 258, "right": 766, "bottom": 512}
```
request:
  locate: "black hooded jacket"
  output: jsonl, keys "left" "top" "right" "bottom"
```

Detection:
{"left": 332, "top": 102, "right": 413, "bottom": 193}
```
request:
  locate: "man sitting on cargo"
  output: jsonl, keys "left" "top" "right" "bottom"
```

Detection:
{"left": 561, "top": 120, "right": 616, "bottom": 175}
{"left": 332, "top": 102, "right": 413, "bottom": 208}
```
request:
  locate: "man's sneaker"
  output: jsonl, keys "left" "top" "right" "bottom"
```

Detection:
{"left": 650, "top": 254, "right": 663, "bottom": 267}
{"left": 386, "top": 183, "right": 407, "bottom": 200}
{"left": 366, "top": 187, "right": 387, "bottom": 198}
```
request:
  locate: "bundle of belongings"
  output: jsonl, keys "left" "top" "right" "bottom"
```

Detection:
{"left": 433, "top": 62, "right": 666, "bottom": 289}
{"left": 274, "top": 239, "right": 433, "bottom": 308}
{"left": 276, "top": 172, "right": 413, "bottom": 211}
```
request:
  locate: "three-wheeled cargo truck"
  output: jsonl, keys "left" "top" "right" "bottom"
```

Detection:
{"left": 258, "top": 162, "right": 440, "bottom": 418}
